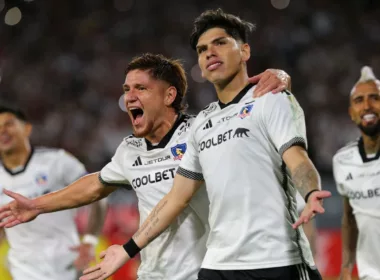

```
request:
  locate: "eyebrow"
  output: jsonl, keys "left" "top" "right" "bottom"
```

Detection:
{"left": 196, "top": 36, "right": 227, "bottom": 51}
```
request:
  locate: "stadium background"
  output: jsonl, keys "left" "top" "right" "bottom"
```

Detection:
{"left": 1, "top": 0, "right": 379, "bottom": 278}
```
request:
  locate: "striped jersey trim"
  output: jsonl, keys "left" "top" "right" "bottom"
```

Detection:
{"left": 177, "top": 167, "right": 204, "bottom": 181}
{"left": 279, "top": 137, "right": 307, "bottom": 157}
{"left": 98, "top": 173, "right": 132, "bottom": 190}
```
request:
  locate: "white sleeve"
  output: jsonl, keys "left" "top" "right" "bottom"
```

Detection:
{"left": 332, "top": 156, "right": 347, "bottom": 196}
{"left": 177, "top": 122, "right": 204, "bottom": 181}
{"left": 295, "top": 191, "right": 306, "bottom": 214}
{"left": 99, "top": 142, "right": 131, "bottom": 188}
{"left": 58, "top": 150, "right": 87, "bottom": 186}
{"left": 261, "top": 92, "right": 307, "bottom": 157}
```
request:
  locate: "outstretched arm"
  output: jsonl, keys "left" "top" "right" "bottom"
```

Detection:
{"left": 340, "top": 197, "right": 357, "bottom": 280}
{"left": 80, "top": 174, "right": 202, "bottom": 280}
{"left": 283, "top": 146, "right": 331, "bottom": 228}
{"left": 0, "top": 173, "right": 117, "bottom": 228}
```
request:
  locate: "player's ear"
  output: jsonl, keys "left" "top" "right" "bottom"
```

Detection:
{"left": 241, "top": 43, "right": 250, "bottom": 62}
{"left": 165, "top": 86, "right": 177, "bottom": 107}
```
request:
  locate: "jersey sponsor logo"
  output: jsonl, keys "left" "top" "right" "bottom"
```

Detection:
{"left": 199, "top": 127, "right": 250, "bottom": 151}
{"left": 202, "top": 119, "right": 213, "bottom": 130}
{"left": 347, "top": 188, "right": 380, "bottom": 200}
{"left": 171, "top": 143, "right": 187, "bottom": 160}
{"left": 125, "top": 138, "right": 143, "bottom": 148}
{"left": 217, "top": 112, "right": 238, "bottom": 124}
{"left": 238, "top": 104, "right": 253, "bottom": 119}
{"left": 131, "top": 168, "right": 176, "bottom": 189}
{"left": 132, "top": 156, "right": 143, "bottom": 166}
{"left": 132, "top": 155, "right": 172, "bottom": 166}
{"left": 35, "top": 173, "right": 48, "bottom": 185}
{"left": 345, "top": 173, "right": 353, "bottom": 181}
{"left": 202, "top": 103, "right": 217, "bottom": 117}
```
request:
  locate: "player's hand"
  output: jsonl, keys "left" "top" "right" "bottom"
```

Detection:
{"left": 292, "top": 190, "right": 331, "bottom": 229}
{"left": 80, "top": 244, "right": 130, "bottom": 280}
{"left": 71, "top": 243, "right": 96, "bottom": 271}
{"left": 249, "top": 69, "right": 291, "bottom": 97}
{"left": 0, "top": 189, "right": 41, "bottom": 228}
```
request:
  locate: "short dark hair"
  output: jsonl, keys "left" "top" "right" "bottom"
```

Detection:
{"left": 125, "top": 53, "right": 188, "bottom": 113}
{"left": 190, "top": 8, "right": 256, "bottom": 50}
{"left": 0, "top": 105, "right": 27, "bottom": 121}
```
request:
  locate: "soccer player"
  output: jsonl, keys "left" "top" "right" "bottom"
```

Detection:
{"left": 77, "top": 9, "right": 332, "bottom": 280}
{"left": 0, "top": 53, "right": 290, "bottom": 280}
{"left": 333, "top": 66, "right": 380, "bottom": 280}
{"left": 0, "top": 106, "right": 107, "bottom": 280}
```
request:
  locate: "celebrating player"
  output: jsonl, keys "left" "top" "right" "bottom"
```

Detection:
{"left": 80, "top": 9, "right": 331, "bottom": 280}
{"left": 0, "top": 54, "right": 290, "bottom": 280}
{"left": 333, "top": 66, "right": 380, "bottom": 280}
{"left": 0, "top": 105, "right": 107, "bottom": 280}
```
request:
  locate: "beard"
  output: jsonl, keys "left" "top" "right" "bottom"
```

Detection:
{"left": 358, "top": 120, "right": 380, "bottom": 137}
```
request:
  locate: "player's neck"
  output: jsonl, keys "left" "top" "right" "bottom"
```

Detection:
{"left": 1, "top": 142, "right": 31, "bottom": 169}
{"left": 145, "top": 110, "right": 178, "bottom": 144}
{"left": 214, "top": 68, "right": 249, "bottom": 104}
{"left": 362, "top": 134, "right": 380, "bottom": 155}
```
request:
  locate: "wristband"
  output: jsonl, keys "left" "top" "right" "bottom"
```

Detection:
{"left": 82, "top": 234, "right": 99, "bottom": 246}
{"left": 304, "top": 189, "right": 319, "bottom": 203}
{"left": 123, "top": 238, "right": 141, "bottom": 258}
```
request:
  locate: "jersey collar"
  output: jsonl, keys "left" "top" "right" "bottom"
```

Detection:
{"left": 145, "top": 114, "right": 186, "bottom": 150}
{"left": 218, "top": 83, "right": 255, "bottom": 109}
{"left": 1, "top": 147, "right": 35, "bottom": 176}
{"left": 358, "top": 137, "right": 380, "bottom": 163}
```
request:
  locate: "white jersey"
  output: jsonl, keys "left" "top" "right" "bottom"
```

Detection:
{"left": 0, "top": 147, "right": 86, "bottom": 280}
{"left": 333, "top": 139, "right": 380, "bottom": 280}
{"left": 100, "top": 114, "right": 209, "bottom": 280}
{"left": 178, "top": 85, "right": 314, "bottom": 270}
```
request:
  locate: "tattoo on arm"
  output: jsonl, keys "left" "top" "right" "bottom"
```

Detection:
{"left": 133, "top": 199, "right": 169, "bottom": 245}
{"left": 291, "top": 161, "right": 321, "bottom": 198}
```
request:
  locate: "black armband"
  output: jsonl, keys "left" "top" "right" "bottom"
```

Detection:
{"left": 123, "top": 238, "right": 141, "bottom": 258}
{"left": 304, "top": 189, "right": 319, "bottom": 203}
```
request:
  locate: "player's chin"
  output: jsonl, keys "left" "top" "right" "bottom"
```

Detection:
{"left": 132, "top": 124, "right": 150, "bottom": 138}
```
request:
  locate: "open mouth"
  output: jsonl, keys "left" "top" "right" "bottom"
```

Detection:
{"left": 129, "top": 108, "right": 144, "bottom": 124}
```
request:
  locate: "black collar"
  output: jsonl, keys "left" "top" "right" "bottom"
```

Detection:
{"left": 218, "top": 83, "right": 255, "bottom": 109}
{"left": 145, "top": 114, "right": 186, "bottom": 150}
{"left": 358, "top": 137, "right": 380, "bottom": 163}
{"left": 2, "top": 147, "right": 34, "bottom": 176}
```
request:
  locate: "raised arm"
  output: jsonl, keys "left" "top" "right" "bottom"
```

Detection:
{"left": 283, "top": 146, "right": 331, "bottom": 228}
{"left": 0, "top": 173, "right": 117, "bottom": 228}
{"left": 340, "top": 197, "right": 357, "bottom": 280}
{"left": 80, "top": 174, "right": 203, "bottom": 280}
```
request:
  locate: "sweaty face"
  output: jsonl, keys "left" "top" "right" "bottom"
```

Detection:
{"left": 196, "top": 28, "right": 249, "bottom": 86}
{"left": 349, "top": 81, "right": 380, "bottom": 136}
{"left": 123, "top": 69, "right": 170, "bottom": 138}
{"left": 0, "top": 113, "right": 31, "bottom": 153}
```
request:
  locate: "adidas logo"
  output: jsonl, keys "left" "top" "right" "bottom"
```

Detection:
{"left": 203, "top": 119, "right": 213, "bottom": 130}
{"left": 132, "top": 156, "right": 142, "bottom": 167}
{"left": 346, "top": 173, "right": 353, "bottom": 181}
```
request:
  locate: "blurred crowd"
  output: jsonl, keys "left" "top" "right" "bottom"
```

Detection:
{"left": 0, "top": 0, "right": 379, "bottom": 214}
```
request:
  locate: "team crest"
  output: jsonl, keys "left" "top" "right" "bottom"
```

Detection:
{"left": 171, "top": 143, "right": 187, "bottom": 160}
{"left": 238, "top": 104, "right": 253, "bottom": 119}
{"left": 35, "top": 173, "right": 48, "bottom": 186}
